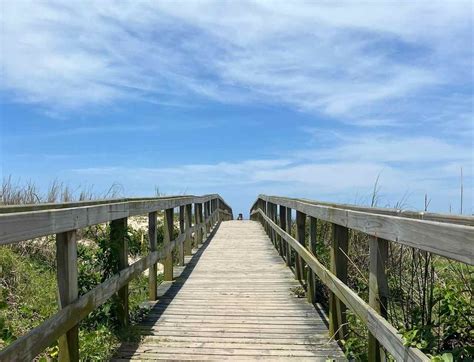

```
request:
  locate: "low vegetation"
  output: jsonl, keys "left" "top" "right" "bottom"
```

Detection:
{"left": 291, "top": 214, "right": 473, "bottom": 360}
{"left": 1, "top": 177, "right": 472, "bottom": 361}
{"left": 0, "top": 178, "right": 166, "bottom": 360}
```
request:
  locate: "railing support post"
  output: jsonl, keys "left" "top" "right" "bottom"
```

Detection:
{"left": 178, "top": 206, "right": 185, "bottom": 266}
{"left": 197, "top": 203, "right": 204, "bottom": 245}
{"left": 295, "top": 211, "right": 306, "bottom": 282}
{"left": 368, "top": 236, "right": 389, "bottom": 361}
{"left": 267, "top": 202, "right": 274, "bottom": 243}
{"left": 307, "top": 216, "right": 318, "bottom": 304}
{"left": 285, "top": 207, "right": 292, "bottom": 267}
{"left": 272, "top": 204, "right": 279, "bottom": 252}
{"left": 56, "top": 230, "right": 79, "bottom": 362}
{"left": 184, "top": 204, "right": 193, "bottom": 255}
{"left": 111, "top": 217, "right": 129, "bottom": 327}
{"left": 279, "top": 205, "right": 287, "bottom": 263}
{"left": 148, "top": 211, "right": 158, "bottom": 300}
{"left": 203, "top": 202, "right": 208, "bottom": 239}
{"left": 329, "top": 224, "right": 348, "bottom": 341}
{"left": 163, "top": 208, "right": 174, "bottom": 281}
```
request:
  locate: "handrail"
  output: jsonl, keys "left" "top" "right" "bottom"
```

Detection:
{"left": 0, "top": 194, "right": 233, "bottom": 215}
{"left": 0, "top": 195, "right": 233, "bottom": 361}
{"left": 251, "top": 195, "right": 474, "bottom": 226}
{"left": 0, "top": 194, "right": 233, "bottom": 245}
{"left": 252, "top": 195, "right": 473, "bottom": 264}
{"left": 250, "top": 195, "right": 474, "bottom": 361}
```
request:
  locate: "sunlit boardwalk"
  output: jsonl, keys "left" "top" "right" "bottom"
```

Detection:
{"left": 113, "top": 220, "right": 346, "bottom": 361}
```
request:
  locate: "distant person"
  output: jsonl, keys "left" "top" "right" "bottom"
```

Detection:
{"left": 237, "top": 213, "right": 243, "bottom": 220}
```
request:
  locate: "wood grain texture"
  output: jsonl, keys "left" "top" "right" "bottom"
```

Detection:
{"left": 254, "top": 209, "right": 429, "bottom": 361}
{"left": 256, "top": 195, "right": 473, "bottom": 265}
{"left": 114, "top": 221, "right": 345, "bottom": 361}
{"left": 250, "top": 196, "right": 474, "bottom": 226}
{"left": 56, "top": 230, "right": 79, "bottom": 362}
{"left": 329, "top": 224, "right": 348, "bottom": 341}
{"left": 111, "top": 217, "right": 129, "bottom": 327}
{"left": 368, "top": 237, "right": 389, "bottom": 362}
{"left": 0, "top": 195, "right": 232, "bottom": 245}
{"left": 148, "top": 212, "right": 158, "bottom": 301}
{"left": 163, "top": 209, "right": 174, "bottom": 282}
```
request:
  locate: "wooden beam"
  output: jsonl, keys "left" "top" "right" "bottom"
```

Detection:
{"left": 257, "top": 195, "right": 473, "bottom": 265}
{"left": 329, "top": 224, "right": 348, "bottom": 341}
{"left": 307, "top": 217, "right": 317, "bottom": 304}
{"left": 252, "top": 195, "right": 474, "bottom": 226}
{"left": 184, "top": 204, "right": 193, "bottom": 255}
{"left": 111, "top": 217, "right": 129, "bottom": 327}
{"left": 368, "top": 236, "right": 389, "bottom": 362}
{"left": 285, "top": 207, "right": 292, "bottom": 268}
{"left": 295, "top": 211, "right": 306, "bottom": 283}
{"left": 163, "top": 209, "right": 174, "bottom": 282}
{"left": 279, "top": 205, "right": 287, "bottom": 263}
{"left": 56, "top": 230, "right": 79, "bottom": 362}
{"left": 178, "top": 206, "right": 185, "bottom": 266}
{"left": 148, "top": 211, "right": 158, "bottom": 301}
{"left": 0, "top": 194, "right": 233, "bottom": 246}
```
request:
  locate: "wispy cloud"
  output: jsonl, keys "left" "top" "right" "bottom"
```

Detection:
{"left": 2, "top": 1, "right": 472, "bottom": 128}
{"left": 69, "top": 133, "right": 472, "bottom": 212}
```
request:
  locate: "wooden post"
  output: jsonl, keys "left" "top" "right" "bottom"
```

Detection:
{"left": 285, "top": 207, "right": 292, "bottom": 267}
{"left": 178, "top": 206, "right": 185, "bottom": 266}
{"left": 368, "top": 237, "right": 389, "bottom": 361}
{"left": 263, "top": 201, "right": 268, "bottom": 235}
{"left": 56, "top": 230, "right": 79, "bottom": 362}
{"left": 272, "top": 204, "right": 279, "bottom": 251}
{"left": 206, "top": 201, "right": 209, "bottom": 233}
{"left": 197, "top": 203, "right": 204, "bottom": 245}
{"left": 295, "top": 211, "right": 306, "bottom": 282}
{"left": 329, "top": 224, "right": 348, "bottom": 341}
{"left": 307, "top": 216, "right": 317, "bottom": 304}
{"left": 184, "top": 204, "right": 193, "bottom": 255}
{"left": 279, "top": 205, "right": 287, "bottom": 263}
{"left": 148, "top": 211, "right": 158, "bottom": 300}
{"left": 267, "top": 202, "right": 274, "bottom": 243}
{"left": 203, "top": 202, "right": 208, "bottom": 239}
{"left": 111, "top": 217, "right": 129, "bottom": 327}
{"left": 163, "top": 208, "right": 174, "bottom": 282}
{"left": 276, "top": 205, "right": 283, "bottom": 257}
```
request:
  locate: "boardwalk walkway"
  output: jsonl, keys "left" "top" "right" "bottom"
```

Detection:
{"left": 114, "top": 220, "right": 345, "bottom": 361}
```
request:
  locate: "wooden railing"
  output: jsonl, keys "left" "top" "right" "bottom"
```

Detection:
{"left": 250, "top": 195, "right": 473, "bottom": 362}
{"left": 0, "top": 194, "right": 233, "bottom": 361}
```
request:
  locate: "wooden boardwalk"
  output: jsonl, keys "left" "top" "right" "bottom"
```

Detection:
{"left": 114, "top": 220, "right": 345, "bottom": 361}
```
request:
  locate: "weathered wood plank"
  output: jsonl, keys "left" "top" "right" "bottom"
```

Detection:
{"left": 368, "top": 236, "right": 389, "bottom": 362}
{"left": 184, "top": 204, "right": 193, "bottom": 255}
{"left": 0, "top": 195, "right": 232, "bottom": 245}
{"left": 254, "top": 210, "right": 429, "bottom": 361}
{"left": 295, "top": 211, "right": 306, "bottom": 282}
{"left": 148, "top": 211, "right": 158, "bottom": 301}
{"left": 163, "top": 208, "right": 174, "bottom": 282}
{"left": 250, "top": 196, "right": 474, "bottom": 226}
{"left": 256, "top": 195, "right": 473, "bottom": 265}
{"left": 56, "top": 230, "right": 79, "bottom": 362}
{"left": 114, "top": 221, "right": 345, "bottom": 360}
{"left": 307, "top": 216, "right": 317, "bottom": 304}
{"left": 329, "top": 224, "right": 348, "bottom": 341}
{"left": 111, "top": 217, "right": 129, "bottom": 327}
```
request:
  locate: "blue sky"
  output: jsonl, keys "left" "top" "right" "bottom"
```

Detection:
{"left": 1, "top": 1, "right": 473, "bottom": 215}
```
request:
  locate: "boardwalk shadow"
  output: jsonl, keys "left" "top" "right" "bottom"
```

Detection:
{"left": 113, "top": 225, "right": 219, "bottom": 361}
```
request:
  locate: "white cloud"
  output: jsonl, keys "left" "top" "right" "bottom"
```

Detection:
{"left": 68, "top": 134, "right": 472, "bottom": 213}
{"left": 2, "top": 0, "right": 472, "bottom": 125}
